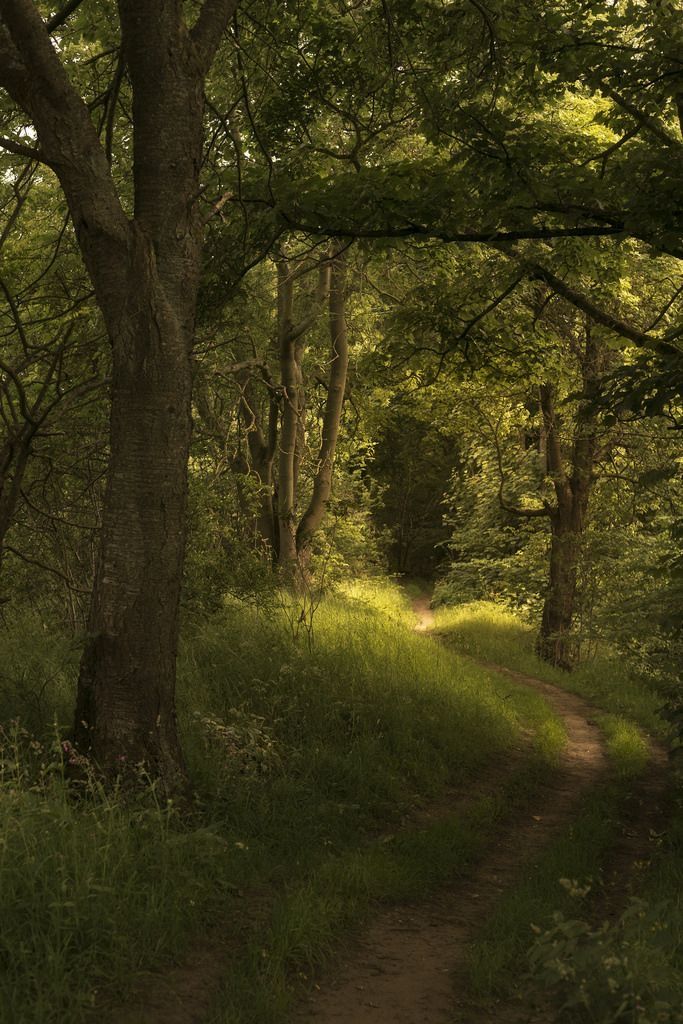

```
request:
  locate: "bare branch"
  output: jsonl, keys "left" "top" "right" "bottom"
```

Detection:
{"left": 4, "top": 543, "right": 91, "bottom": 593}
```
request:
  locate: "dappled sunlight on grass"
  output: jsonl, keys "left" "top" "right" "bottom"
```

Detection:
{"left": 1, "top": 580, "right": 563, "bottom": 1023}
{"left": 435, "top": 600, "right": 666, "bottom": 737}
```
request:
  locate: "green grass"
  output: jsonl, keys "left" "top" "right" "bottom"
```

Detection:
{"left": 466, "top": 783, "right": 626, "bottom": 998}
{"left": 433, "top": 600, "right": 667, "bottom": 735}
{"left": 433, "top": 598, "right": 682, "bottom": 1021}
{"left": 214, "top": 766, "right": 551, "bottom": 1024}
{"left": 0, "top": 581, "right": 564, "bottom": 1024}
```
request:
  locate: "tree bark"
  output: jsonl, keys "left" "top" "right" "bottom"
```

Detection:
{"left": 275, "top": 256, "right": 332, "bottom": 575}
{"left": 296, "top": 252, "right": 350, "bottom": 565}
{"left": 536, "top": 328, "right": 603, "bottom": 669}
{"left": 237, "top": 370, "right": 279, "bottom": 556}
{"left": 0, "top": 428, "right": 32, "bottom": 574}
{"left": 0, "top": 0, "right": 238, "bottom": 783}
{"left": 75, "top": 231, "right": 195, "bottom": 781}
{"left": 276, "top": 262, "right": 300, "bottom": 569}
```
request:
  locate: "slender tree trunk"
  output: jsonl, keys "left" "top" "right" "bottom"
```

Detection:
{"left": 536, "top": 328, "right": 603, "bottom": 670}
{"left": 0, "top": 430, "right": 31, "bottom": 575}
{"left": 239, "top": 374, "right": 278, "bottom": 555}
{"left": 296, "top": 252, "right": 350, "bottom": 566}
{"left": 277, "top": 263, "right": 300, "bottom": 570}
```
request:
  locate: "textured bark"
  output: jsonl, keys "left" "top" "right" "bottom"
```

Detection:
{"left": 296, "top": 253, "right": 350, "bottom": 564}
{"left": 0, "top": 0, "right": 238, "bottom": 783}
{"left": 74, "top": 231, "right": 195, "bottom": 781}
{"left": 536, "top": 329, "right": 604, "bottom": 670}
{"left": 277, "top": 263, "right": 300, "bottom": 569}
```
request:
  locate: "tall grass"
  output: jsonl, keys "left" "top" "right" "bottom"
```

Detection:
{"left": 433, "top": 600, "right": 667, "bottom": 735}
{"left": 0, "top": 581, "right": 562, "bottom": 1023}
{"left": 434, "top": 598, "right": 682, "bottom": 1021}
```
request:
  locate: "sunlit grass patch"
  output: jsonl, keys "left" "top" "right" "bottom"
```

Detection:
{"left": 434, "top": 600, "right": 666, "bottom": 736}
{"left": 597, "top": 713, "right": 651, "bottom": 778}
{"left": 0, "top": 580, "right": 564, "bottom": 1023}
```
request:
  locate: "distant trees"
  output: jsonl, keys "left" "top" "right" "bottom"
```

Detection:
{"left": 0, "top": 0, "right": 679, "bottom": 784}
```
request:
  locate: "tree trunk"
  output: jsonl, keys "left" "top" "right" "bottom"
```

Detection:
{"left": 536, "top": 327, "right": 603, "bottom": 670}
{"left": 276, "top": 263, "right": 300, "bottom": 570}
{"left": 0, "top": 429, "right": 31, "bottom": 575}
{"left": 74, "top": 235, "right": 195, "bottom": 780}
{"left": 0, "top": 0, "right": 239, "bottom": 783}
{"left": 239, "top": 373, "right": 278, "bottom": 556}
{"left": 296, "top": 252, "right": 350, "bottom": 567}
{"left": 537, "top": 506, "right": 583, "bottom": 669}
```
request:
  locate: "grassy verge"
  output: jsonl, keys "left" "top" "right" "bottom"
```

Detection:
{"left": 215, "top": 764, "right": 550, "bottom": 1024}
{"left": 434, "top": 599, "right": 682, "bottom": 1021}
{"left": 466, "top": 782, "right": 626, "bottom": 999}
{"left": 433, "top": 600, "right": 666, "bottom": 735}
{"left": 0, "top": 581, "right": 563, "bottom": 1024}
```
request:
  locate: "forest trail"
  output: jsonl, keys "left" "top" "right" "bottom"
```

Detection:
{"left": 107, "top": 594, "right": 668, "bottom": 1024}
{"left": 292, "top": 594, "right": 665, "bottom": 1024}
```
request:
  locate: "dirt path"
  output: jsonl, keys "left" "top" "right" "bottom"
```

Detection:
{"left": 412, "top": 593, "right": 435, "bottom": 632}
{"left": 107, "top": 593, "right": 668, "bottom": 1024}
{"left": 292, "top": 596, "right": 666, "bottom": 1024}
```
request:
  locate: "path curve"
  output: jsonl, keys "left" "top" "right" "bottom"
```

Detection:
{"left": 293, "top": 600, "right": 609, "bottom": 1024}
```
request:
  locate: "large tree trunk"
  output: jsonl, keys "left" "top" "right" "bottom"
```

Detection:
{"left": 0, "top": 0, "right": 238, "bottom": 783}
{"left": 74, "top": 240, "right": 195, "bottom": 779}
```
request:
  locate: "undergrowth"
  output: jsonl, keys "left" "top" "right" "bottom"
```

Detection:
{"left": 434, "top": 598, "right": 682, "bottom": 1024}
{"left": 0, "top": 581, "right": 562, "bottom": 1024}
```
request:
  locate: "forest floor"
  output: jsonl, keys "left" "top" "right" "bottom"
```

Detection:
{"left": 92, "top": 586, "right": 673, "bottom": 1024}
{"left": 292, "top": 593, "right": 669, "bottom": 1024}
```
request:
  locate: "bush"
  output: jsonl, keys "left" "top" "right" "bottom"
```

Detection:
{"left": 529, "top": 895, "right": 683, "bottom": 1023}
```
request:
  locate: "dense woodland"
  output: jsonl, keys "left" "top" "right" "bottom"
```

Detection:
{"left": 0, "top": 1, "right": 681, "bottom": 1022}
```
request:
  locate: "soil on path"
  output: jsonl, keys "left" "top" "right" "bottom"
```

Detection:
{"left": 292, "top": 595, "right": 666, "bottom": 1024}
{"left": 106, "top": 593, "right": 668, "bottom": 1024}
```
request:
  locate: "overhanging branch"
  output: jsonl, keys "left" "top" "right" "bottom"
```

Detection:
{"left": 525, "top": 261, "right": 666, "bottom": 350}
{"left": 278, "top": 213, "right": 627, "bottom": 246}
{"left": 46, "top": 0, "right": 85, "bottom": 32}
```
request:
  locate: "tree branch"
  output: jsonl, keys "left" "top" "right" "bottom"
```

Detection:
{"left": 190, "top": 0, "right": 239, "bottom": 74}
{"left": 0, "top": 134, "right": 46, "bottom": 162}
{"left": 46, "top": 0, "right": 85, "bottom": 33}
{"left": 525, "top": 261, "right": 666, "bottom": 350}
{"left": 600, "top": 83, "right": 682, "bottom": 149}
{"left": 4, "top": 543, "right": 91, "bottom": 593}
{"left": 278, "top": 213, "right": 627, "bottom": 246}
{"left": 0, "top": 0, "right": 130, "bottom": 316}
